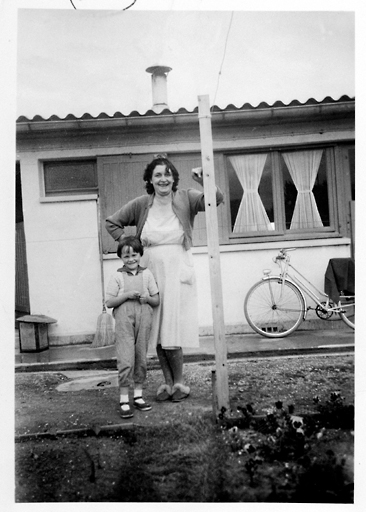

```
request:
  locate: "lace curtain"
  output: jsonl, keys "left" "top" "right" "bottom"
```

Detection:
{"left": 282, "top": 150, "right": 324, "bottom": 230}
{"left": 229, "top": 154, "right": 273, "bottom": 232}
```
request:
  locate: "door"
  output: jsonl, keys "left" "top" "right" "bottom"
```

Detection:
{"left": 15, "top": 164, "right": 30, "bottom": 315}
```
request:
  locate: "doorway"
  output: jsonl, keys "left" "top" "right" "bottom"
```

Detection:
{"left": 15, "top": 163, "right": 30, "bottom": 318}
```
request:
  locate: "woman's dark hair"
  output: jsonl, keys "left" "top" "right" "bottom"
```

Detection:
{"left": 117, "top": 236, "right": 144, "bottom": 258}
{"left": 143, "top": 156, "right": 179, "bottom": 194}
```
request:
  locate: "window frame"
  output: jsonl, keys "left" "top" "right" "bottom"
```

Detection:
{"left": 224, "top": 143, "right": 339, "bottom": 243}
{"left": 41, "top": 159, "right": 98, "bottom": 199}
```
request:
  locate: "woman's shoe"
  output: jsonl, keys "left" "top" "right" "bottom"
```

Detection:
{"left": 171, "top": 383, "right": 190, "bottom": 402}
{"left": 156, "top": 384, "right": 172, "bottom": 401}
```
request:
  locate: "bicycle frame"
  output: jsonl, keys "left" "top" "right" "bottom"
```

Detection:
{"left": 268, "top": 251, "right": 346, "bottom": 316}
{"left": 244, "top": 248, "right": 354, "bottom": 337}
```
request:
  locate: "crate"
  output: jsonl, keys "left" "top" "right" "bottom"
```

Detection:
{"left": 17, "top": 315, "right": 57, "bottom": 353}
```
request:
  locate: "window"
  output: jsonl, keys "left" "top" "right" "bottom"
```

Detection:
{"left": 227, "top": 146, "right": 335, "bottom": 238}
{"left": 228, "top": 153, "right": 275, "bottom": 233}
{"left": 281, "top": 149, "right": 330, "bottom": 230}
{"left": 43, "top": 160, "right": 97, "bottom": 196}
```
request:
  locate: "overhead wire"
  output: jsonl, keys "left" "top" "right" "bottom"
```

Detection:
{"left": 122, "top": 0, "right": 137, "bottom": 10}
{"left": 211, "top": 11, "right": 234, "bottom": 112}
{"left": 69, "top": 0, "right": 137, "bottom": 10}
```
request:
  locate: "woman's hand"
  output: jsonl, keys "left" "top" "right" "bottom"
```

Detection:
{"left": 191, "top": 167, "right": 203, "bottom": 186}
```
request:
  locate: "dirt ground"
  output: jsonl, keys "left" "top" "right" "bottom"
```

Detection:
{"left": 15, "top": 353, "right": 354, "bottom": 436}
{"left": 15, "top": 353, "right": 355, "bottom": 502}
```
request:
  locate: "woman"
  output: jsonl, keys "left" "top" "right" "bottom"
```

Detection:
{"left": 106, "top": 156, "right": 224, "bottom": 402}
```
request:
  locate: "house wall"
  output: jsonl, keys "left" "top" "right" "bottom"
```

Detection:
{"left": 103, "top": 238, "right": 351, "bottom": 340}
{"left": 19, "top": 152, "right": 101, "bottom": 344}
{"left": 16, "top": 103, "right": 354, "bottom": 345}
{"left": 193, "top": 239, "right": 351, "bottom": 334}
{"left": 18, "top": 157, "right": 352, "bottom": 345}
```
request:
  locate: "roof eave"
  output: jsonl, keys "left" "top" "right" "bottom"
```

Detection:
{"left": 16, "top": 100, "right": 355, "bottom": 134}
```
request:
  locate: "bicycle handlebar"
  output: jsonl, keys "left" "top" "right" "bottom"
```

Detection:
{"left": 279, "top": 248, "right": 297, "bottom": 254}
{"left": 274, "top": 248, "right": 297, "bottom": 262}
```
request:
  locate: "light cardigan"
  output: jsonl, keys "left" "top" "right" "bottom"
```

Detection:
{"left": 105, "top": 187, "right": 224, "bottom": 250}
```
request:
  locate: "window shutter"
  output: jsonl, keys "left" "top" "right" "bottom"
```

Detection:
{"left": 97, "top": 155, "right": 152, "bottom": 253}
{"left": 98, "top": 152, "right": 226, "bottom": 252}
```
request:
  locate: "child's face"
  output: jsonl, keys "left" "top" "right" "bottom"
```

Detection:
{"left": 121, "top": 246, "right": 141, "bottom": 272}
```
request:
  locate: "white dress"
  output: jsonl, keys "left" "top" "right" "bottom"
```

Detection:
{"left": 140, "top": 199, "right": 199, "bottom": 349}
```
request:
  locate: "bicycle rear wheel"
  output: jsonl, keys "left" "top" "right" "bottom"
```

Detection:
{"left": 338, "top": 295, "right": 355, "bottom": 329}
{"left": 244, "top": 277, "right": 306, "bottom": 338}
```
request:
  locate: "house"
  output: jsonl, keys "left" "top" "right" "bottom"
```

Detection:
{"left": 16, "top": 66, "right": 355, "bottom": 346}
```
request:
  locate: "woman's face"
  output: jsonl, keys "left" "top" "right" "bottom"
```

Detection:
{"left": 150, "top": 164, "right": 174, "bottom": 197}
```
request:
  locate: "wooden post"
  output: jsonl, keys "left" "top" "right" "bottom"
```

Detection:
{"left": 211, "top": 370, "right": 218, "bottom": 423}
{"left": 198, "top": 94, "right": 230, "bottom": 416}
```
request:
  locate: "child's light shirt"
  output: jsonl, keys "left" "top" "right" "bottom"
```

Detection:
{"left": 106, "top": 265, "right": 158, "bottom": 316}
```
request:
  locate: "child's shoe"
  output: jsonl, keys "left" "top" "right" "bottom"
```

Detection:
{"left": 120, "top": 402, "right": 134, "bottom": 419}
{"left": 133, "top": 397, "right": 152, "bottom": 411}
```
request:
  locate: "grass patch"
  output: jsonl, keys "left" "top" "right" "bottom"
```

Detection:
{"left": 16, "top": 395, "right": 354, "bottom": 502}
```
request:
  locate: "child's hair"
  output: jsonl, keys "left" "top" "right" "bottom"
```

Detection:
{"left": 117, "top": 236, "right": 144, "bottom": 258}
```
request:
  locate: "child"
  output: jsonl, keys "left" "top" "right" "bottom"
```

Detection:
{"left": 106, "top": 236, "right": 159, "bottom": 419}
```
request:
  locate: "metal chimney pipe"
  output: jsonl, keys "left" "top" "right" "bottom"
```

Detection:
{"left": 146, "top": 65, "right": 172, "bottom": 113}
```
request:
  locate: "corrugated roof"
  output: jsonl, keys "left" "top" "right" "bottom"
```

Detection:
{"left": 16, "top": 95, "right": 354, "bottom": 124}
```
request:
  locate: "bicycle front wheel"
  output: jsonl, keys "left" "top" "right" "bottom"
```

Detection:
{"left": 244, "top": 277, "right": 306, "bottom": 338}
{"left": 338, "top": 295, "right": 355, "bottom": 329}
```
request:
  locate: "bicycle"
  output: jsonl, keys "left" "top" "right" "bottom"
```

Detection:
{"left": 244, "top": 248, "right": 355, "bottom": 338}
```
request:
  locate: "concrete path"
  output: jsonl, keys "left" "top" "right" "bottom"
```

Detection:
{"left": 15, "top": 327, "right": 354, "bottom": 372}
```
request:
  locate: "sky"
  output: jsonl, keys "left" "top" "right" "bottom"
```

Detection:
{"left": 15, "top": 2, "right": 355, "bottom": 119}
